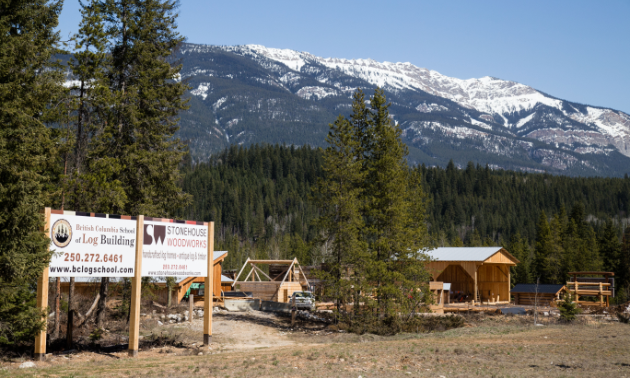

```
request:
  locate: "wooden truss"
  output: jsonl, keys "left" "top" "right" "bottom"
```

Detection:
{"left": 232, "top": 258, "right": 310, "bottom": 288}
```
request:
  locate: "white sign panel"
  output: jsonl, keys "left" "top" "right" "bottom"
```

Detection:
{"left": 49, "top": 214, "right": 137, "bottom": 277}
{"left": 141, "top": 221, "right": 208, "bottom": 277}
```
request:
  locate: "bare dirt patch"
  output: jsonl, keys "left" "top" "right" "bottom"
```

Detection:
{"left": 2, "top": 312, "right": 630, "bottom": 377}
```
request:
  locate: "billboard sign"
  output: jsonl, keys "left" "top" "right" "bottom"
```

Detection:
{"left": 141, "top": 220, "right": 208, "bottom": 277}
{"left": 49, "top": 214, "right": 137, "bottom": 277}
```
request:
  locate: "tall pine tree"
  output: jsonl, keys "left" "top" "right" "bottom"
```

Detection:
{"left": 508, "top": 233, "right": 531, "bottom": 285}
{"left": 94, "top": 0, "right": 190, "bottom": 217}
{"left": 313, "top": 115, "right": 366, "bottom": 318}
{"left": 533, "top": 211, "right": 552, "bottom": 283}
{"left": 0, "top": 0, "right": 64, "bottom": 345}
{"left": 359, "top": 88, "right": 431, "bottom": 318}
{"left": 598, "top": 219, "right": 620, "bottom": 274}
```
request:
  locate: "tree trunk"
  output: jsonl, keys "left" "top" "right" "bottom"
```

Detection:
{"left": 67, "top": 277, "right": 75, "bottom": 347}
{"left": 96, "top": 277, "right": 109, "bottom": 329}
{"left": 53, "top": 277, "right": 60, "bottom": 339}
{"left": 167, "top": 286, "right": 172, "bottom": 308}
{"left": 66, "top": 310, "right": 74, "bottom": 349}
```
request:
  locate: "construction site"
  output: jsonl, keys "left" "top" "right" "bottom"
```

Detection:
{"left": 5, "top": 247, "right": 630, "bottom": 377}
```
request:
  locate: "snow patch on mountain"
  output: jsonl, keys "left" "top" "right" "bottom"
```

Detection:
{"left": 469, "top": 118, "right": 492, "bottom": 130}
{"left": 574, "top": 146, "right": 614, "bottom": 155}
{"left": 182, "top": 68, "right": 214, "bottom": 79}
{"left": 279, "top": 72, "right": 302, "bottom": 85}
{"left": 567, "top": 106, "right": 630, "bottom": 138}
{"left": 213, "top": 96, "right": 227, "bottom": 111}
{"left": 407, "top": 121, "right": 491, "bottom": 140}
{"left": 245, "top": 45, "right": 311, "bottom": 72}
{"left": 516, "top": 113, "right": 535, "bottom": 128}
{"left": 191, "top": 82, "right": 211, "bottom": 100}
{"left": 296, "top": 86, "right": 339, "bottom": 100}
{"left": 416, "top": 103, "right": 448, "bottom": 113}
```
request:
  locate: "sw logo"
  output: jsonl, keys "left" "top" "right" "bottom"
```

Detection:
{"left": 143, "top": 224, "right": 166, "bottom": 245}
{"left": 51, "top": 219, "right": 72, "bottom": 248}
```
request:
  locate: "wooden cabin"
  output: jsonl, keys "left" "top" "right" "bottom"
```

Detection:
{"left": 425, "top": 247, "right": 519, "bottom": 303}
{"left": 233, "top": 258, "right": 309, "bottom": 303}
{"left": 57, "top": 250, "right": 229, "bottom": 306}
{"left": 512, "top": 284, "right": 565, "bottom": 306}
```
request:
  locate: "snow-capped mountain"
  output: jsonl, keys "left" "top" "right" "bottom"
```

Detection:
{"left": 173, "top": 43, "right": 630, "bottom": 176}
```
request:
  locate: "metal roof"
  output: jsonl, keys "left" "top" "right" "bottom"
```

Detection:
{"left": 426, "top": 247, "right": 504, "bottom": 262}
{"left": 511, "top": 284, "right": 565, "bottom": 294}
{"left": 213, "top": 251, "right": 228, "bottom": 260}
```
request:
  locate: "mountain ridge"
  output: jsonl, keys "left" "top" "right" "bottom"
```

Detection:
{"left": 168, "top": 43, "right": 630, "bottom": 176}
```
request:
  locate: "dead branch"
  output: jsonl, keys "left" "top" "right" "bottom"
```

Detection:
{"left": 76, "top": 293, "right": 100, "bottom": 327}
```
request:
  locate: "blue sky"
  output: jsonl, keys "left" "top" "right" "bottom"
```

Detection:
{"left": 57, "top": 0, "right": 630, "bottom": 113}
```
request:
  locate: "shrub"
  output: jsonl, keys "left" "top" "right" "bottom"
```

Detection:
{"left": 558, "top": 293, "right": 581, "bottom": 322}
{"left": 89, "top": 328, "right": 104, "bottom": 342}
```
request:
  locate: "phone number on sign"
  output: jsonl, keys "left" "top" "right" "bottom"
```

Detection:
{"left": 163, "top": 264, "right": 187, "bottom": 270}
{"left": 64, "top": 253, "right": 123, "bottom": 263}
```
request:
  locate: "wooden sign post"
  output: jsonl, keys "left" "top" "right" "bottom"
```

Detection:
{"left": 34, "top": 207, "right": 51, "bottom": 361}
{"left": 128, "top": 215, "right": 144, "bottom": 357}
{"left": 204, "top": 222, "right": 214, "bottom": 346}
{"left": 189, "top": 294, "right": 194, "bottom": 322}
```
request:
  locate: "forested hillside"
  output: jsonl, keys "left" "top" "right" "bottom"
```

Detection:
{"left": 180, "top": 144, "right": 630, "bottom": 291}
{"left": 423, "top": 161, "right": 630, "bottom": 243}
{"left": 179, "top": 145, "right": 324, "bottom": 270}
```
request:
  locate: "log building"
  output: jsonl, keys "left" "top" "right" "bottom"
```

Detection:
{"left": 425, "top": 247, "right": 519, "bottom": 303}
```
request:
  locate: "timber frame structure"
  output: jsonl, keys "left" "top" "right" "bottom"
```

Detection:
{"left": 232, "top": 258, "right": 310, "bottom": 303}
{"left": 566, "top": 271, "right": 614, "bottom": 307}
{"left": 425, "top": 247, "right": 519, "bottom": 303}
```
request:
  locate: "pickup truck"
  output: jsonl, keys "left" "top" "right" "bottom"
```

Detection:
{"left": 291, "top": 291, "right": 316, "bottom": 311}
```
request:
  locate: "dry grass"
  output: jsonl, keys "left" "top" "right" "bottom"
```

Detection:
{"left": 2, "top": 316, "right": 630, "bottom": 377}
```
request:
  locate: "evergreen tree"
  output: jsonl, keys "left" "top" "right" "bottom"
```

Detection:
{"left": 313, "top": 115, "right": 366, "bottom": 317}
{"left": 65, "top": 0, "right": 122, "bottom": 330}
{"left": 548, "top": 213, "right": 565, "bottom": 283}
{"left": 94, "top": 0, "right": 190, "bottom": 217}
{"left": 67, "top": 0, "right": 124, "bottom": 213}
{"left": 599, "top": 219, "right": 621, "bottom": 273}
{"left": 533, "top": 211, "right": 552, "bottom": 283}
{"left": 467, "top": 229, "right": 483, "bottom": 247}
{"left": 451, "top": 236, "right": 464, "bottom": 247}
{"left": 508, "top": 233, "right": 531, "bottom": 285}
{"left": 0, "top": 0, "right": 64, "bottom": 345}
{"left": 558, "top": 292, "right": 581, "bottom": 322}
{"left": 359, "top": 88, "right": 431, "bottom": 318}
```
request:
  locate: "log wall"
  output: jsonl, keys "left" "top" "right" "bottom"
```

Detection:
{"left": 236, "top": 281, "right": 303, "bottom": 302}
{"left": 513, "top": 293, "right": 557, "bottom": 306}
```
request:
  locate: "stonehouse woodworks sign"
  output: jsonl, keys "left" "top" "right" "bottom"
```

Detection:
{"left": 141, "top": 219, "right": 209, "bottom": 277}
